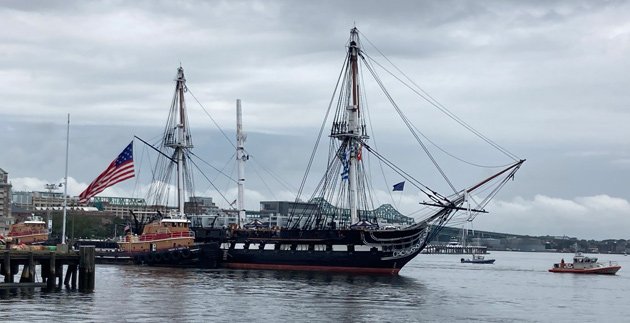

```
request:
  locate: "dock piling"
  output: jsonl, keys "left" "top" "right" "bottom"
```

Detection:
{"left": 0, "top": 247, "right": 96, "bottom": 292}
{"left": 78, "top": 246, "right": 95, "bottom": 292}
{"left": 47, "top": 251, "right": 56, "bottom": 290}
{"left": 2, "top": 251, "right": 12, "bottom": 283}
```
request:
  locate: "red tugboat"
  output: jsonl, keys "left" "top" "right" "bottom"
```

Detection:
{"left": 7, "top": 216, "right": 49, "bottom": 245}
{"left": 549, "top": 252, "right": 621, "bottom": 275}
{"left": 80, "top": 214, "right": 211, "bottom": 266}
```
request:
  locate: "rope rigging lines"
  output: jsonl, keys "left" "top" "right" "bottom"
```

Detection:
{"left": 286, "top": 28, "right": 526, "bottom": 231}
{"left": 358, "top": 29, "right": 520, "bottom": 163}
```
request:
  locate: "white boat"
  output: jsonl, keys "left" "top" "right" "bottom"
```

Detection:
{"left": 549, "top": 252, "right": 621, "bottom": 275}
{"left": 461, "top": 254, "right": 495, "bottom": 264}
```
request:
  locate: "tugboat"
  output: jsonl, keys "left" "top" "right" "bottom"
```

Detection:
{"left": 7, "top": 216, "right": 49, "bottom": 245}
{"left": 549, "top": 252, "right": 621, "bottom": 275}
{"left": 88, "top": 215, "right": 207, "bottom": 266}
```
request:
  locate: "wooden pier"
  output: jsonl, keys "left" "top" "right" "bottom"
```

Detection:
{"left": 0, "top": 246, "right": 95, "bottom": 292}
{"left": 422, "top": 244, "right": 488, "bottom": 254}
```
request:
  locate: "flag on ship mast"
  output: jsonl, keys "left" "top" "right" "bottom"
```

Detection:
{"left": 340, "top": 150, "right": 349, "bottom": 180}
{"left": 392, "top": 181, "right": 405, "bottom": 191}
{"left": 79, "top": 142, "right": 135, "bottom": 204}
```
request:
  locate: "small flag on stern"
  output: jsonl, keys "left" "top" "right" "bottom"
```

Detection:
{"left": 392, "top": 181, "right": 405, "bottom": 191}
{"left": 79, "top": 142, "right": 135, "bottom": 204}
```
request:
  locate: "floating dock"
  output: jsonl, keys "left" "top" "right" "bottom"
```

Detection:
{"left": 0, "top": 246, "right": 96, "bottom": 292}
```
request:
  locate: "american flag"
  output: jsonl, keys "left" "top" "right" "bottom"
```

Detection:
{"left": 79, "top": 142, "right": 135, "bottom": 204}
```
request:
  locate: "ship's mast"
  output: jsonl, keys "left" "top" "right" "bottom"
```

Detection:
{"left": 236, "top": 99, "right": 248, "bottom": 226}
{"left": 347, "top": 27, "right": 361, "bottom": 224}
{"left": 166, "top": 67, "right": 192, "bottom": 217}
{"left": 328, "top": 28, "right": 369, "bottom": 226}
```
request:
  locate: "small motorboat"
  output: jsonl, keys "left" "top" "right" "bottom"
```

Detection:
{"left": 461, "top": 254, "right": 495, "bottom": 264}
{"left": 549, "top": 252, "right": 621, "bottom": 275}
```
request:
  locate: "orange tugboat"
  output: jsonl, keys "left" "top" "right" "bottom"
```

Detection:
{"left": 77, "top": 213, "right": 219, "bottom": 267}
{"left": 119, "top": 217, "right": 194, "bottom": 253}
{"left": 7, "top": 216, "right": 49, "bottom": 245}
{"left": 118, "top": 216, "right": 198, "bottom": 265}
{"left": 549, "top": 252, "right": 621, "bottom": 275}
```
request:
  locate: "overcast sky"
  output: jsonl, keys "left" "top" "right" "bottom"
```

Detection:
{"left": 1, "top": 0, "right": 630, "bottom": 240}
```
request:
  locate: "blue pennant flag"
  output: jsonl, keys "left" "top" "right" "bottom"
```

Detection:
{"left": 339, "top": 149, "right": 349, "bottom": 180}
{"left": 341, "top": 167, "right": 349, "bottom": 180}
{"left": 392, "top": 181, "right": 405, "bottom": 191}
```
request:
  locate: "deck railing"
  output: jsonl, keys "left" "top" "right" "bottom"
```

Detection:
{"left": 9, "top": 229, "right": 48, "bottom": 236}
{"left": 137, "top": 230, "right": 194, "bottom": 242}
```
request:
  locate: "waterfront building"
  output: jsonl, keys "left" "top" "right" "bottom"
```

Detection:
{"left": 185, "top": 196, "right": 220, "bottom": 215}
{"left": 5, "top": 185, "right": 416, "bottom": 230}
{"left": 504, "top": 237, "right": 547, "bottom": 252}
{"left": 91, "top": 196, "right": 148, "bottom": 219}
{"left": 188, "top": 199, "right": 414, "bottom": 229}
{"left": 258, "top": 199, "right": 415, "bottom": 228}
{"left": 259, "top": 200, "right": 318, "bottom": 227}
{"left": 0, "top": 168, "right": 14, "bottom": 235}
{"left": 309, "top": 197, "right": 415, "bottom": 226}
{"left": 472, "top": 237, "right": 503, "bottom": 249}
{"left": 12, "top": 190, "right": 66, "bottom": 210}
{"left": 12, "top": 190, "right": 89, "bottom": 227}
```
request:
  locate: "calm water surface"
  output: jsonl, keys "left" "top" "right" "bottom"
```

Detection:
{"left": 1, "top": 251, "right": 629, "bottom": 322}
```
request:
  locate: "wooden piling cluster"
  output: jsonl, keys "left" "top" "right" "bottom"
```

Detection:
{"left": 0, "top": 246, "right": 96, "bottom": 292}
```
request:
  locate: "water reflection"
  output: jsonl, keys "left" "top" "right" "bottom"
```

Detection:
{"left": 6, "top": 252, "right": 628, "bottom": 322}
{"left": 99, "top": 266, "right": 429, "bottom": 322}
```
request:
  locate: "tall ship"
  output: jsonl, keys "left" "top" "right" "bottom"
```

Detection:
{"left": 191, "top": 27, "right": 525, "bottom": 274}
{"left": 82, "top": 28, "right": 523, "bottom": 274}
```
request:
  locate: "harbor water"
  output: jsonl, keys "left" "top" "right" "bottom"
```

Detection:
{"left": 1, "top": 251, "right": 629, "bottom": 322}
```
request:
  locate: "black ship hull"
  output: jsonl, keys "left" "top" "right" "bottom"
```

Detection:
{"left": 93, "top": 248, "right": 202, "bottom": 267}
{"left": 75, "top": 240, "right": 221, "bottom": 268}
{"left": 223, "top": 249, "right": 420, "bottom": 274}
{"left": 193, "top": 223, "right": 429, "bottom": 274}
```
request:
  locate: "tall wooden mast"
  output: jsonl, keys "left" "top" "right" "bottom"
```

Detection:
{"left": 328, "top": 28, "right": 370, "bottom": 226}
{"left": 165, "top": 66, "right": 193, "bottom": 217}
{"left": 348, "top": 28, "right": 361, "bottom": 224}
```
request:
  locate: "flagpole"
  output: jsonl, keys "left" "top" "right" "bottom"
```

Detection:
{"left": 61, "top": 113, "right": 70, "bottom": 245}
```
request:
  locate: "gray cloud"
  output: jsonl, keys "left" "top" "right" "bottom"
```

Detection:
{"left": 2, "top": 1, "right": 630, "bottom": 239}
